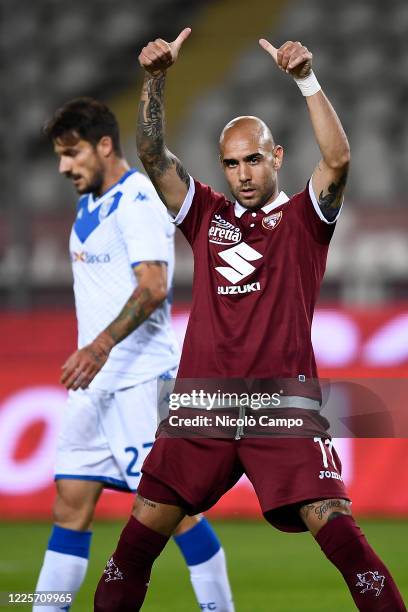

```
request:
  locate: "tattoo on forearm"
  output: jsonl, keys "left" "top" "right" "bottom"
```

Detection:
{"left": 136, "top": 73, "right": 190, "bottom": 197}
{"left": 137, "top": 74, "right": 166, "bottom": 154}
{"left": 318, "top": 167, "right": 348, "bottom": 221}
{"left": 300, "top": 499, "right": 350, "bottom": 522}
{"left": 104, "top": 285, "right": 163, "bottom": 344}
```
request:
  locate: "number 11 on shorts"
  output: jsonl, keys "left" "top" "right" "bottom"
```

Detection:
{"left": 314, "top": 437, "right": 338, "bottom": 470}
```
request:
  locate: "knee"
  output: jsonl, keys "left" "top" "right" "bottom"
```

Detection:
{"left": 132, "top": 494, "right": 186, "bottom": 537}
{"left": 173, "top": 514, "right": 201, "bottom": 536}
{"left": 53, "top": 485, "right": 96, "bottom": 531}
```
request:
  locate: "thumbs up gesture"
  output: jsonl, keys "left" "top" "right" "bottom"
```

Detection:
{"left": 259, "top": 39, "right": 312, "bottom": 79}
{"left": 139, "top": 28, "right": 191, "bottom": 75}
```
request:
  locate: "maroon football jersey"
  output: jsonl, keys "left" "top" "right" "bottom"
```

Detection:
{"left": 175, "top": 178, "right": 338, "bottom": 380}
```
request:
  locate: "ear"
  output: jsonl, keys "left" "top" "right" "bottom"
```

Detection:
{"left": 273, "top": 145, "right": 284, "bottom": 170}
{"left": 97, "top": 136, "right": 114, "bottom": 158}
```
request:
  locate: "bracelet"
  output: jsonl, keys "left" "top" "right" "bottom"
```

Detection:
{"left": 294, "top": 70, "right": 321, "bottom": 97}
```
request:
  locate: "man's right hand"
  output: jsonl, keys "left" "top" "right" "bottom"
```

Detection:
{"left": 138, "top": 28, "right": 191, "bottom": 75}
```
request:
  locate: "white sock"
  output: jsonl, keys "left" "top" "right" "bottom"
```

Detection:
{"left": 33, "top": 525, "right": 91, "bottom": 611}
{"left": 174, "top": 517, "right": 234, "bottom": 611}
{"left": 33, "top": 550, "right": 88, "bottom": 611}
{"left": 188, "top": 547, "right": 235, "bottom": 612}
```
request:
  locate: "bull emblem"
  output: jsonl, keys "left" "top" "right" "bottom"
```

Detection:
{"left": 103, "top": 557, "right": 124, "bottom": 582}
{"left": 356, "top": 570, "right": 385, "bottom": 597}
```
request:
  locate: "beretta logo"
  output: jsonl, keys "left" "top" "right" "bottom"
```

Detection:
{"left": 262, "top": 210, "right": 282, "bottom": 230}
{"left": 208, "top": 214, "right": 242, "bottom": 245}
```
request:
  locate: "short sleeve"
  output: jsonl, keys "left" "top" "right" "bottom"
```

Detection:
{"left": 172, "top": 176, "right": 226, "bottom": 246}
{"left": 294, "top": 180, "right": 341, "bottom": 244}
{"left": 116, "top": 187, "right": 172, "bottom": 266}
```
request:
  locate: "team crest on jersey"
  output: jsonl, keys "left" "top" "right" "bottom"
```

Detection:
{"left": 262, "top": 211, "right": 282, "bottom": 230}
{"left": 98, "top": 196, "right": 115, "bottom": 222}
{"left": 208, "top": 214, "right": 242, "bottom": 245}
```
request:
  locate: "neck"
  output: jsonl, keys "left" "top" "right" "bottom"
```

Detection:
{"left": 96, "top": 158, "right": 130, "bottom": 197}
{"left": 238, "top": 187, "right": 279, "bottom": 211}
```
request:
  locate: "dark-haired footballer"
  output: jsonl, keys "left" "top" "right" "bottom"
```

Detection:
{"left": 33, "top": 97, "right": 235, "bottom": 612}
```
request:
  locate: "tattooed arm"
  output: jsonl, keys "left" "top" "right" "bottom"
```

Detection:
{"left": 137, "top": 29, "right": 191, "bottom": 216}
{"left": 60, "top": 262, "right": 167, "bottom": 390}
{"left": 306, "top": 90, "right": 350, "bottom": 221}
{"left": 259, "top": 40, "right": 350, "bottom": 221}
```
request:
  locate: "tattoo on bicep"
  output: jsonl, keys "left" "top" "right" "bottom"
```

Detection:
{"left": 318, "top": 168, "right": 348, "bottom": 222}
{"left": 175, "top": 158, "right": 190, "bottom": 189}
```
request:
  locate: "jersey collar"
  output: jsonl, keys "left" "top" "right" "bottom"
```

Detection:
{"left": 234, "top": 190, "right": 289, "bottom": 218}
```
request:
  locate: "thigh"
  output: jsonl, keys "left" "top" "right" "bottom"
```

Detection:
{"left": 54, "top": 478, "right": 103, "bottom": 530}
{"left": 238, "top": 436, "right": 349, "bottom": 532}
{"left": 141, "top": 437, "right": 243, "bottom": 515}
{"left": 105, "top": 381, "right": 161, "bottom": 492}
{"left": 55, "top": 389, "right": 127, "bottom": 490}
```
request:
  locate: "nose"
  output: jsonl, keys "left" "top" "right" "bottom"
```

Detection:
{"left": 238, "top": 162, "right": 251, "bottom": 183}
{"left": 59, "top": 156, "right": 72, "bottom": 174}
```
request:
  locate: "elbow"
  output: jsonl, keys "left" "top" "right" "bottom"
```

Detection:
{"left": 328, "top": 145, "right": 351, "bottom": 170}
{"left": 150, "top": 285, "right": 168, "bottom": 307}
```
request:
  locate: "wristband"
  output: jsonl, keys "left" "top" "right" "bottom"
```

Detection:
{"left": 294, "top": 70, "right": 321, "bottom": 97}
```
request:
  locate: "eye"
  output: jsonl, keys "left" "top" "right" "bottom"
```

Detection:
{"left": 225, "top": 160, "right": 238, "bottom": 168}
{"left": 248, "top": 156, "right": 261, "bottom": 165}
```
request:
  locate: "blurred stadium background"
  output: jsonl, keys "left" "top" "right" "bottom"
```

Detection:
{"left": 1, "top": 0, "right": 407, "bottom": 609}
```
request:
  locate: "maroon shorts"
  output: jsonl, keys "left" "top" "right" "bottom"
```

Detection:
{"left": 138, "top": 435, "right": 349, "bottom": 532}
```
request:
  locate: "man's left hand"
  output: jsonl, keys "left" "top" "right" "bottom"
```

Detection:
{"left": 259, "top": 39, "right": 312, "bottom": 79}
{"left": 60, "top": 333, "right": 114, "bottom": 390}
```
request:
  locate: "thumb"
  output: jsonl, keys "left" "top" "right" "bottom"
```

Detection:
{"left": 259, "top": 38, "right": 278, "bottom": 63}
{"left": 171, "top": 27, "right": 191, "bottom": 52}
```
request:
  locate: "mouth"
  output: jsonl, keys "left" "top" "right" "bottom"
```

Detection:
{"left": 240, "top": 187, "right": 256, "bottom": 198}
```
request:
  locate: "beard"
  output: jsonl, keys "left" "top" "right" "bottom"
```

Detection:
{"left": 76, "top": 170, "right": 104, "bottom": 196}
{"left": 67, "top": 165, "right": 105, "bottom": 196}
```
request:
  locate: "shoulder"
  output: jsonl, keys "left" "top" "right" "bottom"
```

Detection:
{"left": 117, "top": 170, "right": 173, "bottom": 231}
{"left": 120, "top": 169, "right": 157, "bottom": 201}
{"left": 193, "top": 179, "right": 230, "bottom": 207}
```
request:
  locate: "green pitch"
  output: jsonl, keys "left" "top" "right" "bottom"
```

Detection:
{"left": 0, "top": 519, "right": 407, "bottom": 611}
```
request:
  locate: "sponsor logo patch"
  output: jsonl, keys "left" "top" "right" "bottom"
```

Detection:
{"left": 71, "top": 251, "right": 110, "bottom": 264}
{"left": 218, "top": 282, "right": 261, "bottom": 295}
{"left": 319, "top": 470, "right": 343, "bottom": 481}
{"left": 356, "top": 571, "right": 385, "bottom": 597}
{"left": 262, "top": 210, "right": 282, "bottom": 230}
{"left": 209, "top": 214, "right": 242, "bottom": 245}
